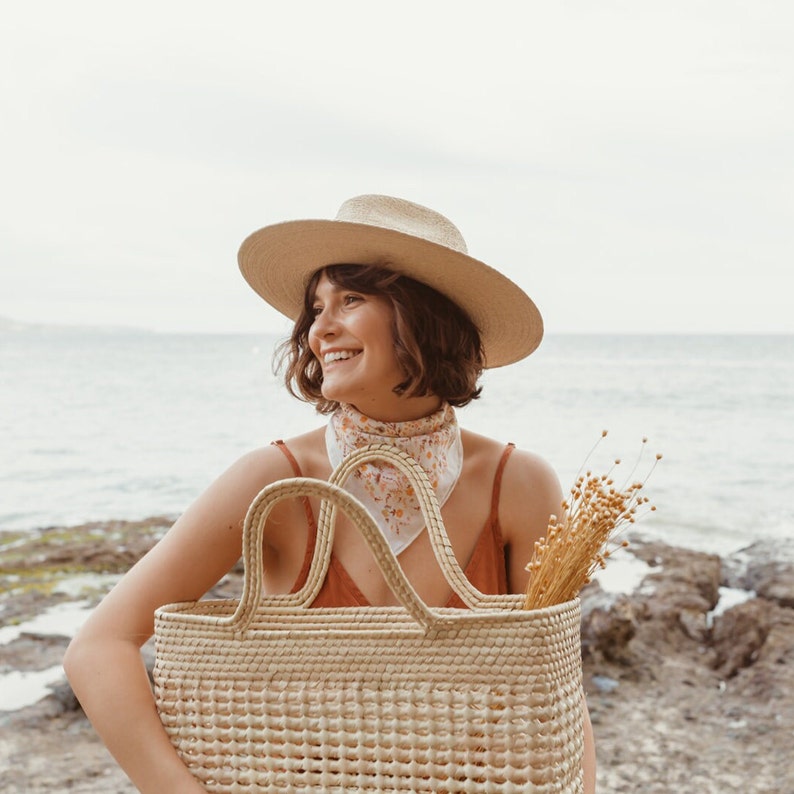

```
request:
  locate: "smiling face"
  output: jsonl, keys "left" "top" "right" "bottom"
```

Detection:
{"left": 279, "top": 264, "right": 482, "bottom": 418}
{"left": 307, "top": 273, "right": 439, "bottom": 421}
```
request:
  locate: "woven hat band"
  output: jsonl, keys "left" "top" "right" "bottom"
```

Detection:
{"left": 335, "top": 195, "right": 469, "bottom": 254}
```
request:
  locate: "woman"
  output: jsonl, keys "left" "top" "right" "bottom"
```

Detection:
{"left": 65, "top": 194, "right": 596, "bottom": 792}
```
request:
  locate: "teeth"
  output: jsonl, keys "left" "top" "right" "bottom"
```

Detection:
{"left": 324, "top": 350, "right": 360, "bottom": 364}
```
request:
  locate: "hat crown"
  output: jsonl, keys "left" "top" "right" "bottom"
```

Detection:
{"left": 335, "top": 195, "right": 469, "bottom": 255}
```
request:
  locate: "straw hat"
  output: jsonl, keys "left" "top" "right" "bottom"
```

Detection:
{"left": 238, "top": 194, "right": 543, "bottom": 367}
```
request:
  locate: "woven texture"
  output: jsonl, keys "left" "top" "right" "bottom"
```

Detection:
{"left": 154, "top": 445, "right": 584, "bottom": 792}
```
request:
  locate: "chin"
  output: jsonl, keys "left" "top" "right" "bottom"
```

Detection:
{"left": 320, "top": 384, "right": 355, "bottom": 406}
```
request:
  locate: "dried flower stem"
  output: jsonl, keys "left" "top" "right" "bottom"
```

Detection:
{"left": 523, "top": 433, "right": 661, "bottom": 610}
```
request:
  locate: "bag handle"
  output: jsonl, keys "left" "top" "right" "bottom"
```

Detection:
{"left": 298, "top": 444, "right": 504, "bottom": 609}
{"left": 222, "top": 443, "right": 518, "bottom": 633}
{"left": 269, "top": 444, "right": 512, "bottom": 610}
{"left": 223, "top": 476, "right": 449, "bottom": 633}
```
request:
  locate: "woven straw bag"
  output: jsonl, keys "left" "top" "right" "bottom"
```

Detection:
{"left": 154, "top": 445, "right": 584, "bottom": 792}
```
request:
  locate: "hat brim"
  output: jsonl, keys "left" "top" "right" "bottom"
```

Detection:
{"left": 238, "top": 219, "right": 543, "bottom": 368}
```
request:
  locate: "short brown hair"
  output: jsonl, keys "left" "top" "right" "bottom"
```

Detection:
{"left": 276, "top": 264, "right": 484, "bottom": 414}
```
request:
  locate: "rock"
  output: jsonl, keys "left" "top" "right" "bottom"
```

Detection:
{"left": 581, "top": 587, "right": 640, "bottom": 664}
{"left": 726, "top": 538, "right": 794, "bottom": 608}
{"left": 746, "top": 557, "right": 794, "bottom": 609}
{"left": 0, "top": 632, "right": 69, "bottom": 672}
{"left": 632, "top": 541, "right": 722, "bottom": 612}
{"left": 45, "top": 678, "right": 81, "bottom": 714}
{"left": 755, "top": 606, "right": 794, "bottom": 665}
{"left": 591, "top": 674, "right": 620, "bottom": 693}
{"left": 678, "top": 607, "right": 709, "bottom": 643}
{"left": 732, "top": 599, "right": 794, "bottom": 702}
{"left": 711, "top": 598, "right": 772, "bottom": 678}
{"left": 581, "top": 539, "right": 794, "bottom": 793}
{"left": 612, "top": 541, "right": 723, "bottom": 665}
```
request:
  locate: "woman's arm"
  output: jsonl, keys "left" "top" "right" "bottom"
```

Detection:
{"left": 498, "top": 448, "right": 597, "bottom": 794}
{"left": 63, "top": 447, "right": 288, "bottom": 793}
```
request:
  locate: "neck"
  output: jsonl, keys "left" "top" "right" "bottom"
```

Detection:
{"left": 325, "top": 397, "right": 463, "bottom": 553}
{"left": 348, "top": 395, "right": 443, "bottom": 424}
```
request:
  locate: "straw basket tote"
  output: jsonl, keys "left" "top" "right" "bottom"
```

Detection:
{"left": 153, "top": 445, "right": 585, "bottom": 792}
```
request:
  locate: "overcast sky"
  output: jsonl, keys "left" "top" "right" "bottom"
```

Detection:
{"left": 1, "top": 1, "right": 791, "bottom": 335}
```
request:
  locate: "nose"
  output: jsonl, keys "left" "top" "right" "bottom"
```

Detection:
{"left": 309, "top": 305, "right": 339, "bottom": 340}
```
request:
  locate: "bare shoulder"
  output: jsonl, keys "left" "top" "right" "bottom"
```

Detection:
{"left": 273, "top": 425, "right": 329, "bottom": 478}
{"left": 211, "top": 442, "right": 298, "bottom": 494}
{"left": 459, "top": 431, "right": 562, "bottom": 592}
{"left": 460, "top": 430, "right": 560, "bottom": 495}
{"left": 499, "top": 446, "right": 564, "bottom": 536}
{"left": 502, "top": 447, "right": 563, "bottom": 502}
{"left": 501, "top": 447, "right": 562, "bottom": 590}
{"left": 224, "top": 426, "right": 325, "bottom": 475}
{"left": 171, "top": 429, "right": 325, "bottom": 537}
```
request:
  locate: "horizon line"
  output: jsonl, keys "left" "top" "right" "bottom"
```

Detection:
{"left": 1, "top": 315, "right": 791, "bottom": 338}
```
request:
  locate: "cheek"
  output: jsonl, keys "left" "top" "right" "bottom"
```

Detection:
{"left": 306, "top": 326, "right": 321, "bottom": 357}
{"left": 365, "top": 311, "right": 396, "bottom": 349}
{"left": 374, "top": 334, "right": 403, "bottom": 375}
{"left": 378, "top": 325, "right": 399, "bottom": 360}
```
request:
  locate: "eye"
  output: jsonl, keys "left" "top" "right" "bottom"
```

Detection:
{"left": 343, "top": 293, "right": 364, "bottom": 306}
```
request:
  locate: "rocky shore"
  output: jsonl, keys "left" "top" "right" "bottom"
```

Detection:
{"left": 1, "top": 519, "right": 793, "bottom": 793}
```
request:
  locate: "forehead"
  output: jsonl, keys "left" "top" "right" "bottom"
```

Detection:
{"left": 310, "top": 272, "right": 339, "bottom": 299}
{"left": 311, "top": 270, "right": 378, "bottom": 296}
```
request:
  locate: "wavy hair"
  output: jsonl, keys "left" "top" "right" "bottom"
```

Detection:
{"left": 276, "top": 264, "right": 484, "bottom": 414}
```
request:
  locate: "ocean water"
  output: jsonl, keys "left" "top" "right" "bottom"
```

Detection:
{"left": 2, "top": 328, "right": 792, "bottom": 556}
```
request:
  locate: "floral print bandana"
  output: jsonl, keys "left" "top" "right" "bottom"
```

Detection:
{"left": 325, "top": 402, "right": 463, "bottom": 555}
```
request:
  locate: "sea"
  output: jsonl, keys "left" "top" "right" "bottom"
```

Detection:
{"left": 2, "top": 328, "right": 793, "bottom": 557}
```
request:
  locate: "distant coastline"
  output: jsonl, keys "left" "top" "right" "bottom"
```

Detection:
{"left": 0, "top": 315, "right": 155, "bottom": 335}
{"left": 1, "top": 315, "right": 791, "bottom": 338}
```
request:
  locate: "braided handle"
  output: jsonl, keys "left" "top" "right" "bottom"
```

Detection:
{"left": 295, "top": 444, "right": 499, "bottom": 609}
{"left": 221, "top": 443, "right": 519, "bottom": 633}
{"left": 222, "top": 477, "right": 444, "bottom": 633}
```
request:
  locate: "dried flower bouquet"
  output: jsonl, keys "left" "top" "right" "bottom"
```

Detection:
{"left": 524, "top": 432, "right": 662, "bottom": 610}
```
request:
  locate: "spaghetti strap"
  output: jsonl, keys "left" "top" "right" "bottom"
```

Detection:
{"left": 271, "top": 441, "right": 318, "bottom": 594}
{"left": 271, "top": 439, "right": 302, "bottom": 477}
{"left": 489, "top": 443, "right": 515, "bottom": 524}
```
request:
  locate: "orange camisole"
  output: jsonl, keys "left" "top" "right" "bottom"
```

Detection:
{"left": 272, "top": 441, "right": 514, "bottom": 609}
